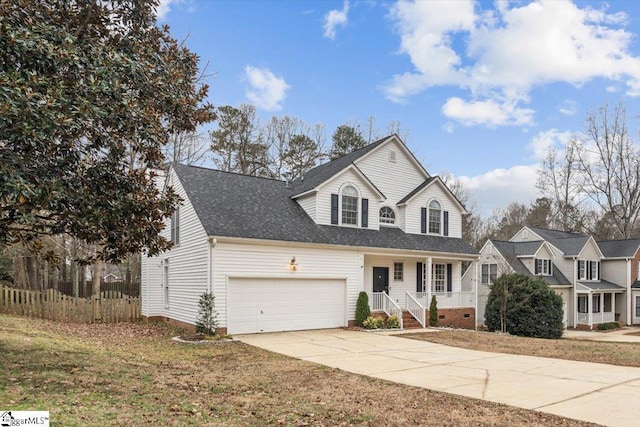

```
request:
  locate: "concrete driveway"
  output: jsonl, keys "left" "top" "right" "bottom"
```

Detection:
{"left": 239, "top": 329, "right": 640, "bottom": 427}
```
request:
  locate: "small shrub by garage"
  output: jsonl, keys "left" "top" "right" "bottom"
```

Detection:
{"left": 485, "top": 273, "right": 564, "bottom": 339}
{"left": 355, "top": 291, "right": 371, "bottom": 327}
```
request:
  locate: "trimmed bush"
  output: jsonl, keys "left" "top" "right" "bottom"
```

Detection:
{"left": 429, "top": 295, "right": 438, "bottom": 327}
{"left": 485, "top": 273, "right": 564, "bottom": 339}
{"left": 363, "top": 316, "right": 384, "bottom": 329}
{"left": 598, "top": 322, "right": 620, "bottom": 330}
{"left": 355, "top": 291, "right": 371, "bottom": 327}
{"left": 195, "top": 292, "right": 218, "bottom": 336}
{"left": 386, "top": 315, "right": 399, "bottom": 329}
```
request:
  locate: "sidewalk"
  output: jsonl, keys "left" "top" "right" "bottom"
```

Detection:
{"left": 563, "top": 326, "right": 640, "bottom": 343}
{"left": 240, "top": 329, "right": 640, "bottom": 427}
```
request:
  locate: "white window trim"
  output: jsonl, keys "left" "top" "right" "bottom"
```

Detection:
{"left": 578, "top": 260, "right": 600, "bottom": 281}
{"left": 339, "top": 183, "right": 360, "bottom": 227}
{"left": 379, "top": 206, "right": 396, "bottom": 227}
{"left": 171, "top": 206, "right": 180, "bottom": 246}
{"left": 432, "top": 263, "right": 446, "bottom": 293}
{"left": 535, "top": 258, "right": 552, "bottom": 276}
{"left": 481, "top": 263, "right": 498, "bottom": 285}
{"left": 393, "top": 262, "right": 404, "bottom": 281}
{"left": 427, "top": 199, "right": 443, "bottom": 236}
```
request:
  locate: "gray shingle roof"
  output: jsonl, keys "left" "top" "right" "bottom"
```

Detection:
{"left": 528, "top": 226, "right": 590, "bottom": 257}
{"left": 289, "top": 136, "right": 392, "bottom": 196}
{"left": 597, "top": 239, "right": 640, "bottom": 259}
{"left": 397, "top": 177, "right": 437, "bottom": 205}
{"left": 173, "top": 164, "right": 478, "bottom": 256}
{"left": 632, "top": 280, "right": 640, "bottom": 289}
{"left": 490, "top": 240, "right": 571, "bottom": 285}
{"left": 577, "top": 280, "right": 624, "bottom": 291}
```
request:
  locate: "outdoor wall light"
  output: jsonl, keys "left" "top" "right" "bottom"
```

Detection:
{"left": 290, "top": 257, "right": 298, "bottom": 271}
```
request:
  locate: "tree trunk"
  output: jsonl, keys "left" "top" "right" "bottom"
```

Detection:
{"left": 92, "top": 258, "right": 102, "bottom": 322}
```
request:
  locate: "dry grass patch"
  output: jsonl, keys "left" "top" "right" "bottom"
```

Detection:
{"left": 0, "top": 315, "right": 598, "bottom": 426}
{"left": 401, "top": 329, "right": 640, "bottom": 367}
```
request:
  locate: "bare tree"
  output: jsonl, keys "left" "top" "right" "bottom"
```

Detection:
{"left": 163, "top": 131, "right": 209, "bottom": 166}
{"left": 264, "top": 115, "right": 304, "bottom": 179}
{"left": 572, "top": 102, "right": 640, "bottom": 238}
{"left": 536, "top": 143, "right": 584, "bottom": 230}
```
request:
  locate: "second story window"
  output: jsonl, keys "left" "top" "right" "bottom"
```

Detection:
{"left": 380, "top": 206, "right": 396, "bottom": 225}
{"left": 578, "top": 260, "right": 600, "bottom": 281}
{"left": 535, "top": 259, "right": 552, "bottom": 276}
{"left": 341, "top": 185, "right": 358, "bottom": 226}
{"left": 171, "top": 207, "right": 180, "bottom": 245}
{"left": 481, "top": 263, "right": 497, "bottom": 284}
{"left": 428, "top": 200, "right": 441, "bottom": 234}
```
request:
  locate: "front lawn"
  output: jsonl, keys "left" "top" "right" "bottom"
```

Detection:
{"left": 401, "top": 329, "right": 640, "bottom": 367}
{"left": 0, "top": 315, "right": 597, "bottom": 426}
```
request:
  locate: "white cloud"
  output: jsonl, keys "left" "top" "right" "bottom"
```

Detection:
{"left": 442, "top": 97, "right": 534, "bottom": 127}
{"left": 156, "top": 0, "right": 181, "bottom": 21}
{"left": 457, "top": 165, "right": 539, "bottom": 217}
{"left": 557, "top": 99, "right": 577, "bottom": 116}
{"left": 323, "top": 1, "right": 350, "bottom": 39}
{"left": 244, "top": 66, "right": 291, "bottom": 111}
{"left": 385, "top": 0, "right": 640, "bottom": 126}
{"left": 528, "top": 129, "right": 572, "bottom": 160}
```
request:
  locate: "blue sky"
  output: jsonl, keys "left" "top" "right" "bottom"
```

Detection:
{"left": 158, "top": 0, "right": 640, "bottom": 217}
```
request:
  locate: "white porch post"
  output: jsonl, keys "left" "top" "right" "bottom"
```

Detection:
{"left": 426, "top": 257, "right": 432, "bottom": 304}
{"left": 474, "top": 260, "right": 479, "bottom": 330}
{"left": 587, "top": 292, "right": 593, "bottom": 329}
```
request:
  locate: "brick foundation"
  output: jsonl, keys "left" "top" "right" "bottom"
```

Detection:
{"left": 427, "top": 308, "right": 475, "bottom": 329}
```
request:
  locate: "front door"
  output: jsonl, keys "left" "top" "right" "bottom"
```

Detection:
{"left": 373, "top": 267, "right": 389, "bottom": 294}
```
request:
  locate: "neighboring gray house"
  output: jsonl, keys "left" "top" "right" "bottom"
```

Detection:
{"left": 142, "top": 135, "right": 479, "bottom": 334}
{"left": 473, "top": 226, "right": 638, "bottom": 329}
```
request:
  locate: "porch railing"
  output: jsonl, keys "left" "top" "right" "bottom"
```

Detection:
{"left": 368, "top": 292, "right": 403, "bottom": 329}
{"left": 414, "top": 292, "right": 475, "bottom": 308}
{"left": 577, "top": 311, "right": 615, "bottom": 325}
{"left": 406, "top": 292, "right": 426, "bottom": 328}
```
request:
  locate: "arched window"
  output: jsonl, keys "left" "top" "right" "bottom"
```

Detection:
{"left": 379, "top": 206, "right": 396, "bottom": 225}
{"left": 341, "top": 185, "right": 358, "bottom": 225}
{"left": 428, "top": 200, "right": 441, "bottom": 234}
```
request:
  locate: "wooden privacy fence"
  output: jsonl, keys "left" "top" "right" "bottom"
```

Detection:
{"left": 0, "top": 286, "right": 141, "bottom": 323}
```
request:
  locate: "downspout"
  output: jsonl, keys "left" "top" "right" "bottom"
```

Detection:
{"left": 627, "top": 259, "right": 632, "bottom": 326}
{"left": 474, "top": 260, "right": 478, "bottom": 330}
{"left": 208, "top": 236, "right": 217, "bottom": 293}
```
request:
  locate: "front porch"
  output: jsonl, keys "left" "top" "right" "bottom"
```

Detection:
{"left": 576, "top": 281, "right": 625, "bottom": 329}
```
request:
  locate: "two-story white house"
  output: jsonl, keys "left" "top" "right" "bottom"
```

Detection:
{"left": 474, "top": 226, "right": 636, "bottom": 329}
{"left": 141, "top": 135, "right": 479, "bottom": 334}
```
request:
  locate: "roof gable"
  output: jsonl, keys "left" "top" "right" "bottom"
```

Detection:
{"left": 521, "top": 226, "right": 592, "bottom": 257}
{"left": 289, "top": 134, "right": 428, "bottom": 198}
{"left": 490, "top": 239, "right": 570, "bottom": 285}
{"left": 397, "top": 176, "right": 467, "bottom": 213}
{"left": 293, "top": 163, "right": 385, "bottom": 200}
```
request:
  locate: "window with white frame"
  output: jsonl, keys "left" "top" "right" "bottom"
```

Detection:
{"left": 592, "top": 294, "right": 600, "bottom": 312}
{"left": 171, "top": 206, "right": 180, "bottom": 245}
{"left": 393, "top": 262, "right": 404, "bottom": 281}
{"left": 432, "top": 263, "right": 445, "bottom": 292}
{"left": 428, "top": 200, "right": 441, "bottom": 234}
{"left": 535, "top": 259, "right": 552, "bottom": 276}
{"left": 379, "top": 206, "right": 396, "bottom": 225}
{"left": 481, "top": 263, "right": 498, "bottom": 284}
{"left": 341, "top": 185, "right": 358, "bottom": 226}
{"left": 578, "top": 295, "right": 588, "bottom": 313}
{"left": 636, "top": 295, "right": 640, "bottom": 317}
{"left": 578, "top": 260, "right": 600, "bottom": 281}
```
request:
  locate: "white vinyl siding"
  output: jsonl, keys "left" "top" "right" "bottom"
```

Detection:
{"left": 354, "top": 138, "right": 428, "bottom": 206}
{"left": 296, "top": 193, "right": 316, "bottom": 222}
{"left": 315, "top": 168, "right": 379, "bottom": 229}
{"left": 141, "top": 169, "right": 210, "bottom": 325}
{"left": 404, "top": 183, "right": 462, "bottom": 238}
{"left": 213, "top": 242, "right": 361, "bottom": 330}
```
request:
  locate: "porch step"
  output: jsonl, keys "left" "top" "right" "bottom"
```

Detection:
{"left": 402, "top": 311, "right": 424, "bottom": 330}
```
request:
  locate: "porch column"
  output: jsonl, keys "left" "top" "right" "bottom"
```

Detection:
{"left": 474, "top": 261, "right": 479, "bottom": 330}
{"left": 587, "top": 292, "right": 593, "bottom": 329}
{"left": 426, "top": 257, "right": 432, "bottom": 304}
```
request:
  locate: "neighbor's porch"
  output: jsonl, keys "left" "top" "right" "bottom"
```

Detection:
{"left": 576, "top": 281, "right": 625, "bottom": 329}
{"left": 364, "top": 253, "right": 476, "bottom": 328}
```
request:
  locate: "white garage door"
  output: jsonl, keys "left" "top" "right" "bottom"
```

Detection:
{"left": 227, "top": 278, "right": 346, "bottom": 334}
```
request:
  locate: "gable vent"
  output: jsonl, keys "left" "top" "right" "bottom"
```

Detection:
{"left": 389, "top": 150, "right": 396, "bottom": 163}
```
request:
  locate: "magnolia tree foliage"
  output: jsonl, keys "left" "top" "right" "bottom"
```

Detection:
{"left": 0, "top": 0, "right": 215, "bottom": 261}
